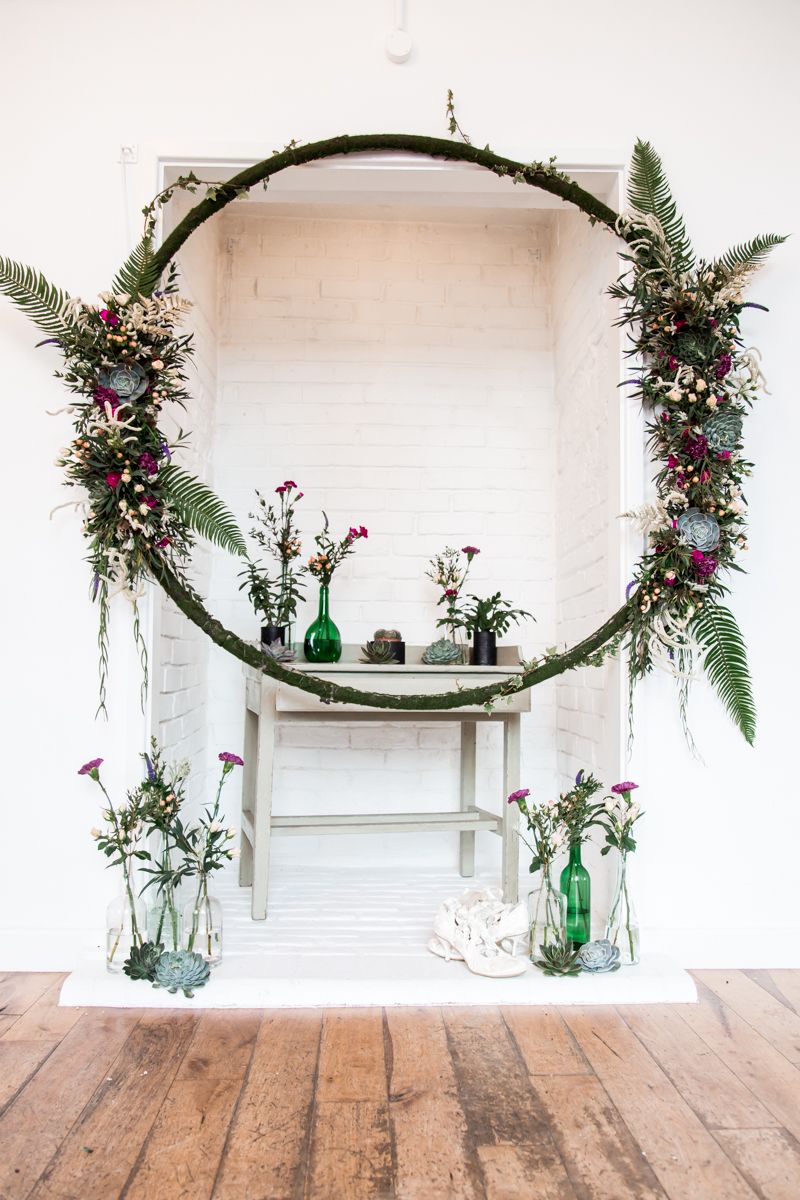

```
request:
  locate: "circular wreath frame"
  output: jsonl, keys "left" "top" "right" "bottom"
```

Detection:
{"left": 151, "top": 133, "right": 631, "bottom": 711}
{"left": 1, "top": 127, "right": 779, "bottom": 726}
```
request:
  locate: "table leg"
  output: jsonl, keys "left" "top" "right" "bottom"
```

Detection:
{"left": 459, "top": 720, "right": 477, "bottom": 877}
{"left": 239, "top": 707, "right": 258, "bottom": 888}
{"left": 251, "top": 680, "right": 276, "bottom": 920}
{"left": 502, "top": 714, "right": 521, "bottom": 903}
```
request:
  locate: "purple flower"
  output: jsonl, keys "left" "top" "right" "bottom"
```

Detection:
{"left": 507, "top": 788, "right": 530, "bottom": 804}
{"left": 462, "top": 545, "right": 480, "bottom": 557}
{"left": 611, "top": 781, "right": 638, "bottom": 795}
{"left": 105, "top": 472, "right": 122, "bottom": 489}
{"left": 715, "top": 354, "right": 732, "bottom": 379}
{"left": 684, "top": 433, "right": 709, "bottom": 461}
{"left": 575, "top": 769, "right": 584, "bottom": 786}
{"left": 78, "top": 758, "right": 103, "bottom": 776}
{"left": 94, "top": 385, "right": 120, "bottom": 412}
{"left": 219, "top": 752, "right": 244, "bottom": 766}
{"left": 144, "top": 753, "right": 156, "bottom": 782}
{"left": 691, "top": 550, "right": 718, "bottom": 578}
{"left": 99, "top": 308, "right": 120, "bottom": 327}
{"left": 284, "top": 479, "right": 297, "bottom": 488}
{"left": 138, "top": 451, "right": 159, "bottom": 476}
{"left": 160, "top": 441, "right": 172, "bottom": 461}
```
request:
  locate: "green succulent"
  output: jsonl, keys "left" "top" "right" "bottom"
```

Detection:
{"left": 263, "top": 638, "right": 296, "bottom": 663}
{"left": 152, "top": 949, "right": 211, "bottom": 998}
{"left": 374, "top": 628, "right": 402, "bottom": 641}
{"left": 359, "top": 639, "right": 395, "bottom": 664}
{"left": 534, "top": 939, "right": 582, "bottom": 977}
{"left": 421, "top": 638, "right": 462, "bottom": 666}
{"left": 123, "top": 941, "right": 164, "bottom": 982}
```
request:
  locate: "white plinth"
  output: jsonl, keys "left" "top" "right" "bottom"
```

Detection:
{"left": 60, "top": 865, "right": 696, "bottom": 1010}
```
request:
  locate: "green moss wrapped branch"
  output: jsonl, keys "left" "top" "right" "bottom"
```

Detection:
{"left": 0, "top": 112, "right": 783, "bottom": 736}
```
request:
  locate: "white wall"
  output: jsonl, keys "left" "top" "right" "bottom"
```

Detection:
{"left": 1, "top": 0, "right": 798, "bottom": 967}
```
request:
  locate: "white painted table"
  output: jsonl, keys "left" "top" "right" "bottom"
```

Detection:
{"left": 240, "top": 645, "right": 529, "bottom": 919}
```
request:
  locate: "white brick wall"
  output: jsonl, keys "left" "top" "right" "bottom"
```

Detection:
{"left": 551, "top": 209, "right": 622, "bottom": 790}
{"left": 206, "top": 204, "right": 561, "bottom": 865}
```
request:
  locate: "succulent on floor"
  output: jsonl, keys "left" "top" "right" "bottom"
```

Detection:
{"left": 123, "top": 941, "right": 164, "bottom": 982}
{"left": 533, "top": 938, "right": 582, "bottom": 977}
{"left": 152, "top": 949, "right": 211, "bottom": 998}
{"left": 577, "top": 939, "right": 621, "bottom": 973}
{"left": 263, "top": 639, "right": 296, "bottom": 663}
{"left": 359, "top": 639, "right": 395, "bottom": 664}
{"left": 421, "top": 638, "right": 462, "bottom": 666}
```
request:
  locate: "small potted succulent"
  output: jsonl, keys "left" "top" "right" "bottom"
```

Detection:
{"left": 457, "top": 591, "right": 532, "bottom": 666}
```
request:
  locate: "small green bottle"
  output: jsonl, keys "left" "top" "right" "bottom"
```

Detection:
{"left": 560, "top": 840, "right": 591, "bottom": 947}
{"left": 303, "top": 585, "right": 342, "bottom": 663}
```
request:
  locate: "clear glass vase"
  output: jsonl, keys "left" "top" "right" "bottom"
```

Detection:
{"left": 528, "top": 868, "right": 567, "bottom": 961}
{"left": 304, "top": 584, "right": 342, "bottom": 663}
{"left": 560, "top": 840, "right": 591, "bottom": 948}
{"left": 106, "top": 876, "right": 147, "bottom": 973}
{"left": 183, "top": 880, "right": 223, "bottom": 967}
{"left": 146, "top": 836, "right": 182, "bottom": 950}
{"left": 605, "top": 852, "right": 640, "bottom": 965}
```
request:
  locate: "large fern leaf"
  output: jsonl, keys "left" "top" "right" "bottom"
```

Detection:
{"left": 627, "top": 140, "right": 694, "bottom": 270}
{"left": 692, "top": 603, "right": 756, "bottom": 745}
{"left": 712, "top": 233, "right": 787, "bottom": 279}
{"left": 160, "top": 464, "right": 246, "bottom": 557}
{"left": 0, "top": 256, "right": 72, "bottom": 336}
{"left": 112, "top": 235, "right": 161, "bottom": 298}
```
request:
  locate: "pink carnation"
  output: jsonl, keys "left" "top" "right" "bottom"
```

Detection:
{"left": 105, "top": 472, "right": 122, "bottom": 488}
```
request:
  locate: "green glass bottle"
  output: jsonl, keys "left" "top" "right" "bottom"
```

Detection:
{"left": 304, "top": 584, "right": 342, "bottom": 663}
{"left": 560, "top": 840, "right": 591, "bottom": 947}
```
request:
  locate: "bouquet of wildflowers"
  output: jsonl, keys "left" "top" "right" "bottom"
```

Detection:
{"left": 555, "top": 770, "right": 605, "bottom": 846}
{"left": 307, "top": 512, "right": 368, "bottom": 586}
{"left": 507, "top": 787, "right": 568, "bottom": 876}
{"left": 241, "top": 480, "right": 306, "bottom": 631}
{"left": 80, "top": 756, "right": 148, "bottom": 960}
{"left": 601, "top": 781, "right": 643, "bottom": 857}
{"left": 426, "top": 545, "right": 479, "bottom": 645}
{"left": 137, "top": 739, "right": 191, "bottom": 949}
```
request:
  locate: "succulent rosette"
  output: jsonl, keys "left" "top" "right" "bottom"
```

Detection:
{"left": 703, "top": 408, "right": 744, "bottom": 453}
{"left": 676, "top": 508, "right": 720, "bottom": 552}
{"left": 153, "top": 949, "right": 211, "bottom": 997}
{"left": 99, "top": 361, "right": 149, "bottom": 401}
{"left": 577, "top": 939, "right": 621, "bottom": 973}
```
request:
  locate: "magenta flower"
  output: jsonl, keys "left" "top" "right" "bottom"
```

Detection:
{"left": 444, "top": 587, "right": 458, "bottom": 598}
{"left": 717, "top": 450, "right": 731, "bottom": 461}
{"left": 661, "top": 412, "right": 670, "bottom": 423}
{"left": 296, "top": 492, "right": 304, "bottom": 500}
{"left": 138, "top": 451, "right": 158, "bottom": 476}
{"left": 684, "top": 433, "right": 709, "bottom": 461}
{"left": 219, "top": 751, "right": 244, "bottom": 767}
{"left": 359, "top": 525, "right": 368, "bottom": 538}
{"left": 156, "top": 536, "right": 170, "bottom": 549}
{"left": 715, "top": 354, "right": 732, "bottom": 379}
{"left": 94, "top": 385, "right": 120, "bottom": 411}
{"left": 78, "top": 758, "right": 104, "bottom": 776}
{"left": 143, "top": 495, "right": 158, "bottom": 509}
{"left": 507, "top": 788, "right": 530, "bottom": 804}
{"left": 691, "top": 549, "right": 718, "bottom": 578}
{"left": 709, "top": 318, "right": 718, "bottom": 329}
{"left": 99, "top": 308, "right": 119, "bottom": 327}
{"left": 611, "top": 781, "right": 638, "bottom": 795}
{"left": 275, "top": 485, "right": 286, "bottom": 494}
{"left": 284, "top": 479, "right": 297, "bottom": 488}
{"left": 667, "top": 454, "right": 679, "bottom": 469}
{"left": 462, "top": 545, "right": 480, "bottom": 557}
{"left": 106, "top": 471, "right": 122, "bottom": 488}
{"left": 667, "top": 355, "right": 679, "bottom": 370}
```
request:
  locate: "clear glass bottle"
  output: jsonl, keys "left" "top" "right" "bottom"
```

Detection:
{"left": 106, "top": 881, "right": 147, "bottom": 973}
{"left": 183, "top": 880, "right": 223, "bottom": 967}
{"left": 304, "top": 584, "right": 342, "bottom": 663}
{"left": 527, "top": 867, "right": 567, "bottom": 960}
{"left": 605, "top": 852, "right": 640, "bottom": 965}
{"left": 560, "top": 840, "right": 591, "bottom": 947}
{"left": 146, "top": 835, "right": 182, "bottom": 951}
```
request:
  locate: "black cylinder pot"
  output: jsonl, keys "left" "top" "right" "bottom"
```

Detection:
{"left": 472, "top": 630, "right": 497, "bottom": 666}
{"left": 261, "top": 624, "right": 286, "bottom": 647}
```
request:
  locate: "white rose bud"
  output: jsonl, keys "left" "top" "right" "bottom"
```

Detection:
{"left": 90, "top": 827, "right": 101, "bottom": 839}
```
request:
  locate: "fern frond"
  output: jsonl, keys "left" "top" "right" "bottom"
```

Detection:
{"left": 112, "top": 236, "right": 161, "bottom": 298}
{"left": 627, "top": 140, "right": 694, "bottom": 270}
{"left": 160, "top": 465, "right": 246, "bottom": 556}
{"left": 0, "top": 256, "right": 72, "bottom": 336}
{"left": 692, "top": 603, "right": 756, "bottom": 745}
{"left": 712, "top": 233, "right": 787, "bottom": 279}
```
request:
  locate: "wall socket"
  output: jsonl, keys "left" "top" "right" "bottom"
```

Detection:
{"left": 118, "top": 144, "right": 138, "bottom": 165}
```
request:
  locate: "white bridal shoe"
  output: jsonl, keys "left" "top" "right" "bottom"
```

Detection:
{"left": 429, "top": 890, "right": 528, "bottom": 979}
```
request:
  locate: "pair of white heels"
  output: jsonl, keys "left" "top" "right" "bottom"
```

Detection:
{"left": 428, "top": 887, "right": 529, "bottom": 978}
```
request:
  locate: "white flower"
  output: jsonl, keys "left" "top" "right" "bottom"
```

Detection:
{"left": 604, "top": 797, "right": 616, "bottom": 813}
{"left": 706, "top": 396, "right": 718, "bottom": 409}
{"left": 230, "top": 847, "right": 241, "bottom": 858}
{"left": 90, "top": 826, "right": 101, "bottom": 839}
{"left": 629, "top": 803, "right": 641, "bottom": 820}
{"left": 209, "top": 821, "right": 222, "bottom": 833}
{"left": 226, "top": 827, "right": 237, "bottom": 838}
{"left": 667, "top": 388, "right": 682, "bottom": 403}
{"left": 695, "top": 378, "right": 707, "bottom": 392}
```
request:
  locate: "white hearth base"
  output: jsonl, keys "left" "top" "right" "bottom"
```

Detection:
{"left": 59, "top": 865, "right": 696, "bottom": 1010}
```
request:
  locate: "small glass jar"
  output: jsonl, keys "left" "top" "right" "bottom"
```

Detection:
{"left": 183, "top": 883, "right": 223, "bottom": 967}
{"left": 106, "top": 884, "right": 147, "bottom": 973}
{"left": 527, "top": 868, "right": 567, "bottom": 960}
{"left": 605, "top": 852, "right": 640, "bottom": 965}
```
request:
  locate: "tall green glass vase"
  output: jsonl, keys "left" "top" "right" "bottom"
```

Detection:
{"left": 304, "top": 584, "right": 342, "bottom": 663}
{"left": 560, "top": 840, "right": 591, "bottom": 947}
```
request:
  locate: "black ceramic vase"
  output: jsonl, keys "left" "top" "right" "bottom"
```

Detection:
{"left": 472, "top": 630, "right": 497, "bottom": 666}
{"left": 261, "top": 624, "right": 286, "bottom": 647}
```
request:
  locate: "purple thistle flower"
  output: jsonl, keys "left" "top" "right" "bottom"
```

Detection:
{"left": 78, "top": 758, "right": 103, "bottom": 776}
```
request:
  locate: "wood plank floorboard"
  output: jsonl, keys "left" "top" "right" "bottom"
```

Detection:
{"left": 0, "top": 972, "right": 798, "bottom": 1199}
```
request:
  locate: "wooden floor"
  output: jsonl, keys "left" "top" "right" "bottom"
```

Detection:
{"left": 1, "top": 973, "right": 800, "bottom": 1199}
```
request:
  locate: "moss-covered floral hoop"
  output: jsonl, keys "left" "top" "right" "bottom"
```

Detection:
{"left": 0, "top": 114, "right": 784, "bottom": 740}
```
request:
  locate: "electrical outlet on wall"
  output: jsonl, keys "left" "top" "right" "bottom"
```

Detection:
{"left": 118, "top": 144, "right": 138, "bottom": 164}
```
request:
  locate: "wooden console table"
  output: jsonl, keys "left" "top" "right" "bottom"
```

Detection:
{"left": 239, "top": 646, "right": 529, "bottom": 919}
